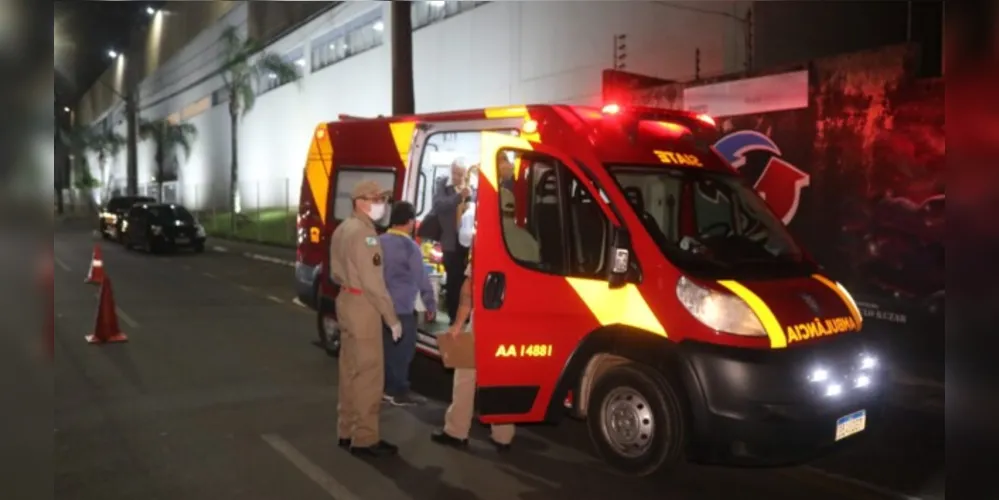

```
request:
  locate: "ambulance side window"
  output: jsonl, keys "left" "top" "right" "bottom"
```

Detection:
{"left": 565, "top": 174, "right": 610, "bottom": 278}
{"left": 497, "top": 150, "right": 566, "bottom": 274}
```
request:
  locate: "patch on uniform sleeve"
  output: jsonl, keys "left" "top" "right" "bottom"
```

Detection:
{"left": 373, "top": 253, "right": 382, "bottom": 266}
{"left": 365, "top": 236, "right": 378, "bottom": 247}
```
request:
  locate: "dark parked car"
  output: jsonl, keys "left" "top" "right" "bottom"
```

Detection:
{"left": 121, "top": 203, "right": 207, "bottom": 253}
{"left": 98, "top": 196, "right": 155, "bottom": 241}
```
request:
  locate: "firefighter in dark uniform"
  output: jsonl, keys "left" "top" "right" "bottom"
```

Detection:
{"left": 329, "top": 180, "right": 402, "bottom": 457}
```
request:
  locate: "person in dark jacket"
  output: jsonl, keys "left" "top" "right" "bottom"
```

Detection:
{"left": 379, "top": 201, "right": 437, "bottom": 406}
{"left": 431, "top": 161, "right": 475, "bottom": 324}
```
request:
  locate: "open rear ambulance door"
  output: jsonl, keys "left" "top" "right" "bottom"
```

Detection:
{"left": 314, "top": 121, "right": 410, "bottom": 355}
{"left": 472, "top": 131, "right": 621, "bottom": 425}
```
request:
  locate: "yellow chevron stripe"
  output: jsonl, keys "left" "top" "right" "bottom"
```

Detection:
{"left": 812, "top": 274, "right": 864, "bottom": 328}
{"left": 389, "top": 121, "right": 416, "bottom": 168}
{"left": 306, "top": 126, "right": 332, "bottom": 223}
{"left": 565, "top": 278, "right": 667, "bottom": 337}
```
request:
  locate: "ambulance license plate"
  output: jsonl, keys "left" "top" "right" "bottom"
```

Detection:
{"left": 835, "top": 410, "right": 866, "bottom": 441}
{"left": 176, "top": 237, "right": 190, "bottom": 244}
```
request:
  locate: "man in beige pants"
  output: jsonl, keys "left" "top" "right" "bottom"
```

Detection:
{"left": 330, "top": 180, "right": 403, "bottom": 458}
{"left": 430, "top": 259, "right": 514, "bottom": 452}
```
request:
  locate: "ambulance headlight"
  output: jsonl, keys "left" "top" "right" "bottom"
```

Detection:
{"left": 860, "top": 353, "right": 878, "bottom": 370}
{"left": 676, "top": 277, "right": 766, "bottom": 337}
{"left": 809, "top": 367, "right": 830, "bottom": 382}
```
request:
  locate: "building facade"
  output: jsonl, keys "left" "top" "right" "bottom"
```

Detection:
{"left": 78, "top": 1, "right": 751, "bottom": 211}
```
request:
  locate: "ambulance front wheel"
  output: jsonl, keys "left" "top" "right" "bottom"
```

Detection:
{"left": 587, "top": 363, "right": 687, "bottom": 477}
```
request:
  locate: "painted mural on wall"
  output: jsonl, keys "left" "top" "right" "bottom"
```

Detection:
{"left": 809, "top": 47, "right": 945, "bottom": 332}
{"left": 614, "top": 44, "right": 945, "bottom": 334}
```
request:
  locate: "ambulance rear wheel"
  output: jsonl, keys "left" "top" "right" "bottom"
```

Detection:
{"left": 587, "top": 363, "right": 687, "bottom": 476}
{"left": 317, "top": 309, "right": 341, "bottom": 357}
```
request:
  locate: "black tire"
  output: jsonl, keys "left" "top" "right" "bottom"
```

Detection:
{"left": 586, "top": 363, "right": 688, "bottom": 477}
{"left": 315, "top": 286, "right": 340, "bottom": 357}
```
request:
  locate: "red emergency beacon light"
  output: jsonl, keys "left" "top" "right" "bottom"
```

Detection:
{"left": 601, "top": 103, "right": 622, "bottom": 115}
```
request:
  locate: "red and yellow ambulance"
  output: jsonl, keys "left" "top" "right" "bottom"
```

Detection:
{"left": 295, "top": 104, "right": 884, "bottom": 475}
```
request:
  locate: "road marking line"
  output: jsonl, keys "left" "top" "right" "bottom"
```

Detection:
{"left": 54, "top": 257, "right": 72, "bottom": 272}
{"left": 203, "top": 272, "right": 216, "bottom": 278}
{"left": 260, "top": 434, "right": 361, "bottom": 500}
{"left": 291, "top": 297, "right": 307, "bottom": 308}
{"left": 240, "top": 285, "right": 255, "bottom": 292}
{"left": 798, "top": 465, "right": 924, "bottom": 500}
{"left": 244, "top": 252, "right": 296, "bottom": 267}
{"left": 115, "top": 308, "right": 140, "bottom": 328}
{"left": 267, "top": 295, "right": 284, "bottom": 304}
{"left": 212, "top": 246, "right": 229, "bottom": 253}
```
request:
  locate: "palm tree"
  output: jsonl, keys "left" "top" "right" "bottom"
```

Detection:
{"left": 217, "top": 26, "right": 301, "bottom": 224}
{"left": 89, "top": 129, "right": 127, "bottom": 202}
{"left": 139, "top": 119, "right": 198, "bottom": 202}
{"left": 59, "top": 125, "right": 126, "bottom": 203}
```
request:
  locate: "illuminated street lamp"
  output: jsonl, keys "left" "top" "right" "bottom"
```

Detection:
{"left": 108, "top": 49, "right": 118, "bottom": 59}
{"left": 63, "top": 106, "right": 70, "bottom": 113}
{"left": 146, "top": 6, "right": 156, "bottom": 16}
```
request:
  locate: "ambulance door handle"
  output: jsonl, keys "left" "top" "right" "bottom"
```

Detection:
{"left": 482, "top": 271, "right": 506, "bottom": 310}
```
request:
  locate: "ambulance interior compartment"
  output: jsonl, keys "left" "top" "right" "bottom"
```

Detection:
{"left": 409, "top": 129, "right": 610, "bottom": 277}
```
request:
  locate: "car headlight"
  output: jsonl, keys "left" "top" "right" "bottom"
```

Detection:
{"left": 151, "top": 225, "right": 163, "bottom": 235}
{"left": 676, "top": 276, "right": 765, "bottom": 337}
{"left": 195, "top": 224, "right": 206, "bottom": 237}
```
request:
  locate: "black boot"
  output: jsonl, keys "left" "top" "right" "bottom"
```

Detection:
{"left": 430, "top": 429, "right": 469, "bottom": 449}
{"left": 488, "top": 437, "right": 511, "bottom": 453}
{"left": 349, "top": 440, "right": 398, "bottom": 457}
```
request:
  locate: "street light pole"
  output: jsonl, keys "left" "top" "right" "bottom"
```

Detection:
{"left": 125, "top": 77, "right": 139, "bottom": 197}
{"left": 390, "top": 1, "right": 415, "bottom": 115}
{"left": 93, "top": 55, "right": 139, "bottom": 196}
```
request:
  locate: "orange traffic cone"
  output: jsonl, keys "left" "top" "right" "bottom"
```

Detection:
{"left": 86, "top": 278, "right": 128, "bottom": 344}
{"left": 85, "top": 244, "right": 105, "bottom": 285}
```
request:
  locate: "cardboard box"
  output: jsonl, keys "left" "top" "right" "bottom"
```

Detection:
{"left": 437, "top": 332, "right": 475, "bottom": 369}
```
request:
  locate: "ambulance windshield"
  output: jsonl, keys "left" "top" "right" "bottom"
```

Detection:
{"left": 609, "top": 166, "right": 816, "bottom": 279}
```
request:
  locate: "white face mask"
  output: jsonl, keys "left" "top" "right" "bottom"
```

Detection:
{"left": 367, "top": 203, "right": 386, "bottom": 221}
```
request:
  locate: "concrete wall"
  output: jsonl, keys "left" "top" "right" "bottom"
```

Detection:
{"left": 76, "top": 1, "right": 240, "bottom": 125}
{"left": 84, "top": 1, "right": 751, "bottom": 211}
{"left": 753, "top": 0, "right": 943, "bottom": 77}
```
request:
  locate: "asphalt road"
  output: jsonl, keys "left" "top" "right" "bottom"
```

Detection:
{"left": 54, "top": 225, "right": 944, "bottom": 500}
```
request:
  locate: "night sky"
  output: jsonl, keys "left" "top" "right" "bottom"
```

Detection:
{"left": 54, "top": 1, "right": 160, "bottom": 109}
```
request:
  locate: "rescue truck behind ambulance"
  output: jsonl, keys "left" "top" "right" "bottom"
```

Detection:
{"left": 295, "top": 104, "right": 886, "bottom": 476}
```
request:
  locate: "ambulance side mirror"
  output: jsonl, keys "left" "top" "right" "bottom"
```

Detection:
{"left": 608, "top": 227, "right": 632, "bottom": 289}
